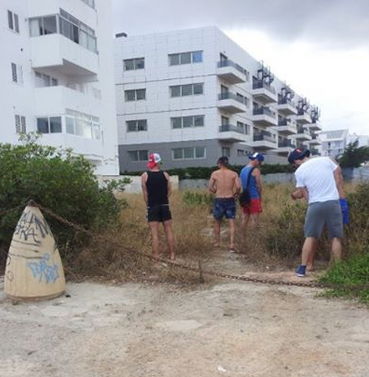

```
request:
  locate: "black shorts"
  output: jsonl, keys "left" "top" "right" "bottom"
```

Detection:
{"left": 147, "top": 204, "right": 172, "bottom": 222}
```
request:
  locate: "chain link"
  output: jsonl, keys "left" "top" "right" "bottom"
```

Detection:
{"left": 10, "top": 200, "right": 367, "bottom": 291}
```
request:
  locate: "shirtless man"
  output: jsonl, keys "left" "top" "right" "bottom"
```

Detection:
{"left": 208, "top": 156, "right": 241, "bottom": 252}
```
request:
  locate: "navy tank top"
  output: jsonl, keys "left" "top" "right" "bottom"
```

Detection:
{"left": 146, "top": 171, "right": 169, "bottom": 207}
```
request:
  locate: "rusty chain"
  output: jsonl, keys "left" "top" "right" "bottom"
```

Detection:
{"left": 3, "top": 200, "right": 368, "bottom": 291}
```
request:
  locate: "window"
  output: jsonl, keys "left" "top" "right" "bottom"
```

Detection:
{"left": 171, "top": 115, "right": 205, "bottom": 129}
{"left": 15, "top": 115, "right": 26, "bottom": 133}
{"left": 8, "top": 10, "right": 19, "bottom": 33}
{"left": 127, "top": 119, "right": 147, "bottom": 132}
{"left": 237, "top": 149, "right": 250, "bottom": 157}
{"left": 128, "top": 150, "right": 148, "bottom": 162}
{"left": 35, "top": 72, "right": 58, "bottom": 87}
{"left": 236, "top": 121, "right": 250, "bottom": 134}
{"left": 125, "top": 89, "right": 146, "bottom": 101}
{"left": 11, "top": 63, "right": 23, "bottom": 84}
{"left": 222, "top": 147, "right": 231, "bottom": 158}
{"left": 124, "top": 58, "right": 145, "bottom": 71}
{"left": 169, "top": 51, "right": 203, "bottom": 66}
{"left": 65, "top": 109, "right": 100, "bottom": 139}
{"left": 29, "top": 10, "right": 97, "bottom": 53}
{"left": 170, "top": 83, "right": 203, "bottom": 97}
{"left": 37, "top": 116, "right": 62, "bottom": 134}
{"left": 172, "top": 147, "right": 206, "bottom": 160}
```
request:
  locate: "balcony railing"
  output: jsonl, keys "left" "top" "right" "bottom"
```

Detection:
{"left": 297, "top": 126, "right": 310, "bottom": 134}
{"left": 219, "top": 124, "right": 245, "bottom": 134}
{"left": 253, "top": 132, "right": 275, "bottom": 143}
{"left": 311, "top": 148, "right": 320, "bottom": 155}
{"left": 278, "top": 140, "right": 295, "bottom": 148}
{"left": 217, "top": 60, "right": 248, "bottom": 76}
{"left": 252, "top": 81, "right": 276, "bottom": 94}
{"left": 218, "top": 92, "right": 246, "bottom": 104}
{"left": 278, "top": 97, "right": 294, "bottom": 105}
{"left": 253, "top": 107, "right": 275, "bottom": 117}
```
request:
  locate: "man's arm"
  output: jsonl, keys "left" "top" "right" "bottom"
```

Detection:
{"left": 291, "top": 187, "right": 306, "bottom": 200}
{"left": 253, "top": 169, "right": 262, "bottom": 197}
{"left": 141, "top": 173, "right": 148, "bottom": 205}
{"left": 164, "top": 171, "right": 172, "bottom": 197}
{"left": 333, "top": 164, "right": 345, "bottom": 199}
{"left": 234, "top": 174, "right": 241, "bottom": 198}
{"left": 208, "top": 172, "right": 217, "bottom": 194}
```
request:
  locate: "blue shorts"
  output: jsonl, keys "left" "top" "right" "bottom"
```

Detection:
{"left": 213, "top": 198, "right": 236, "bottom": 220}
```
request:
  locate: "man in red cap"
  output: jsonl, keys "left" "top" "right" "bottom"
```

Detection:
{"left": 141, "top": 153, "right": 175, "bottom": 262}
{"left": 288, "top": 148, "right": 346, "bottom": 277}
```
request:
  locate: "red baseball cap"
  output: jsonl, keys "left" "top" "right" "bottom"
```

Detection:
{"left": 147, "top": 153, "right": 162, "bottom": 169}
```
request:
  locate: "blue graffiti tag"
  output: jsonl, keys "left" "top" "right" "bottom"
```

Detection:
{"left": 27, "top": 254, "right": 60, "bottom": 284}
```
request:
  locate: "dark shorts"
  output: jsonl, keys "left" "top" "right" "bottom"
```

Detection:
{"left": 213, "top": 198, "right": 236, "bottom": 220}
{"left": 304, "top": 200, "right": 343, "bottom": 239}
{"left": 147, "top": 204, "right": 172, "bottom": 222}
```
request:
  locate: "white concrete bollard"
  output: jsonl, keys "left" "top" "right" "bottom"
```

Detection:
{"left": 4, "top": 204, "right": 66, "bottom": 301}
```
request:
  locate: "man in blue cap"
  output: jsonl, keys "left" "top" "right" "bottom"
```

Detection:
{"left": 240, "top": 152, "right": 264, "bottom": 237}
{"left": 288, "top": 148, "right": 346, "bottom": 277}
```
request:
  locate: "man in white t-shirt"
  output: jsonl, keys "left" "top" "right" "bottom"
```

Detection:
{"left": 288, "top": 148, "right": 345, "bottom": 277}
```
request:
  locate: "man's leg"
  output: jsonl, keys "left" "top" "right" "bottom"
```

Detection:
{"left": 228, "top": 219, "right": 235, "bottom": 250}
{"left": 249, "top": 213, "right": 260, "bottom": 229}
{"left": 241, "top": 211, "right": 250, "bottom": 240}
{"left": 163, "top": 219, "right": 175, "bottom": 260}
{"left": 149, "top": 222, "right": 160, "bottom": 262}
{"left": 214, "top": 220, "right": 221, "bottom": 247}
{"left": 330, "top": 237, "right": 342, "bottom": 264}
{"left": 306, "top": 239, "right": 318, "bottom": 271}
{"left": 301, "top": 237, "right": 317, "bottom": 266}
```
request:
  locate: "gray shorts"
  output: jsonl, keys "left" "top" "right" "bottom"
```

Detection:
{"left": 304, "top": 200, "right": 343, "bottom": 239}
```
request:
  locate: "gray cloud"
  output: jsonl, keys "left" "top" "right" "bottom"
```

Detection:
{"left": 112, "top": 0, "right": 369, "bottom": 48}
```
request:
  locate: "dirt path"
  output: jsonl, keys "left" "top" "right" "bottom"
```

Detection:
{"left": 1, "top": 269, "right": 369, "bottom": 377}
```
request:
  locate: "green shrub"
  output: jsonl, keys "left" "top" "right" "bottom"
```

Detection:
{"left": 320, "top": 251, "right": 369, "bottom": 304}
{"left": 0, "top": 135, "right": 127, "bottom": 266}
{"left": 182, "top": 191, "right": 214, "bottom": 208}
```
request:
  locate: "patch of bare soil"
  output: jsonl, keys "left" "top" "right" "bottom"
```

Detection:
{"left": 1, "top": 260, "right": 369, "bottom": 377}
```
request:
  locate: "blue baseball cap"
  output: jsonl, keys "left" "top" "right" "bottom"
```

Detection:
{"left": 249, "top": 152, "right": 264, "bottom": 162}
{"left": 287, "top": 148, "right": 310, "bottom": 164}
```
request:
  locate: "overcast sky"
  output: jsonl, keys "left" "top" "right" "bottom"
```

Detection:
{"left": 112, "top": 0, "right": 369, "bottom": 135}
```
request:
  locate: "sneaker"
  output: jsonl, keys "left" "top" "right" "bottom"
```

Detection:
{"left": 295, "top": 265, "right": 307, "bottom": 277}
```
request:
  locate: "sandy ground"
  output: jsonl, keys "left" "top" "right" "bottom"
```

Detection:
{"left": 1, "top": 264, "right": 369, "bottom": 377}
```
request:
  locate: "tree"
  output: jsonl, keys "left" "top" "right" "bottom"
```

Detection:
{"left": 339, "top": 141, "right": 369, "bottom": 168}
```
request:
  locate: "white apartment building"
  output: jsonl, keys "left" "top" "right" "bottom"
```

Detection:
{"left": 115, "top": 27, "right": 321, "bottom": 172}
{"left": 1, "top": 0, "right": 119, "bottom": 175}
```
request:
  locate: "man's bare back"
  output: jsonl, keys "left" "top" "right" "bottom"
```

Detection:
{"left": 209, "top": 169, "right": 240, "bottom": 198}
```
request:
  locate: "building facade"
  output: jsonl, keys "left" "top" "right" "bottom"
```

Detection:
{"left": 0, "top": 0, "right": 119, "bottom": 175}
{"left": 115, "top": 27, "right": 321, "bottom": 172}
{"left": 320, "top": 129, "right": 349, "bottom": 157}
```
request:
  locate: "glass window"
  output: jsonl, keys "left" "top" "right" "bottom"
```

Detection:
{"left": 136, "top": 89, "right": 146, "bottom": 100}
{"left": 193, "top": 83, "right": 203, "bottom": 95}
{"left": 127, "top": 120, "right": 136, "bottom": 132}
{"left": 128, "top": 151, "right": 138, "bottom": 162}
{"left": 181, "top": 84, "right": 192, "bottom": 96}
{"left": 192, "top": 51, "right": 203, "bottom": 63}
{"left": 20, "top": 116, "right": 26, "bottom": 133}
{"left": 184, "top": 147, "right": 194, "bottom": 159}
{"left": 43, "top": 16, "right": 57, "bottom": 35}
{"left": 124, "top": 59, "right": 135, "bottom": 71}
{"left": 170, "top": 86, "right": 181, "bottom": 97}
{"left": 15, "top": 115, "right": 20, "bottom": 133}
{"left": 11, "top": 63, "right": 17, "bottom": 82}
{"left": 183, "top": 116, "right": 193, "bottom": 128}
{"left": 169, "top": 54, "right": 180, "bottom": 66}
{"left": 172, "top": 148, "right": 183, "bottom": 160}
{"left": 137, "top": 119, "right": 147, "bottom": 131}
{"left": 138, "top": 150, "right": 148, "bottom": 161}
{"left": 8, "top": 10, "right": 13, "bottom": 30}
{"left": 66, "top": 116, "right": 75, "bottom": 134}
{"left": 136, "top": 58, "right": 145, "bottom": 69}
{"left": 125, "top": 90, "right": 136, "bottom": 101}
{"left": 51, "top": 78, "right": 58, "bottom": 86}
{"left": 195, "top": 147, "right": 205, "bottom": 158}
{"left": 180, "top": 52, "right": 191, "bottom": 64}
{"left": 37, "top": 118, "right": 49, "bottom": 133}
{"left": 171, "top": 117, "right": 182, "bottom": 129}
{"left": 49, "top": 117, "right": 62, "bottom": 133}
{"left": 222, "top": 147, "right": 230, "bottom": 158}
{"left": 194, "top": 115, "right": 204, "bottom": 127}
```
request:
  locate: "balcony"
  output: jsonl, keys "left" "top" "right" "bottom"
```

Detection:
{"left": 273, "top": 139, "right": 296, "bottom": 155}
{"left": 277, "top": 98, "right": 297, "bottom": 116}
{"left": 307, "top": 134, "right": 321, "bottom": 146}
{"left": 252, "top": 82, "right": 277, "bottom": 105}
{"left": 293, "top": 126, "right": 312, "bottom": 141}
{"left": 252, "top": 107, "right": 278, "bottom": 128}
{"left": 34, "top": 86, "right": 100, "bottom": 117}
{"left": 311, "top": 148, "right": 320, "bottom": 156}
{"left": 217, "top": 60, "right": 248, "bottom": 84}
{"left": 30, "top": 33, "right": 99, "bottom": 76}
{"left": 304, "top": 121, "right": 322, "bottom": 132}
{"left": 218, "top": 124, "right": 247, "bottom": 142}
{"left": 217, "top": 92, "right": 247, "bottom": 114}
{"left": 252, "top": 131, "right": 277, "bottom": 150}
{"left": 277, "top": 118, "right": 297, "bottom": 135}
{"left": 295, "top": 110, "right": 312, "bottom": 125}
